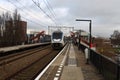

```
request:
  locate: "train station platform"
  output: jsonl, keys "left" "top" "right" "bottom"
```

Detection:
{"left": 60, "top": 45, "right": 84, "bottom": 80}
{"left": 36, "top": 43, "right": 104, "bottom": 80}
{"left": 0, "top": 42, "right": 50, "bottom": 52}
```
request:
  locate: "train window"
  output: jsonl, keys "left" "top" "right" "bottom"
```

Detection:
{"left": 53, "top": 33, "right": 63, "bottom": 39}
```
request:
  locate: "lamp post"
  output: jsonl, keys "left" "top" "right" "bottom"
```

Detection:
{"left": 76, "top": 19, "right": 92, "bottom": 64}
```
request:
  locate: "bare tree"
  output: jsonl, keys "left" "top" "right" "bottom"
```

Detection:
{"left": 13, "top": 9, "right": 21, "bottom": 21}
{"left": 110, "top": 30, "right": 120, "bottom": 46}
{"left": 0, "top": 9, "right": 23, "bottom": 47}
{"left": 18, "top": 14, "right": 21, "bottom": 21}
{"left": 13, "top": 9, "right": 18, "bottom": 21}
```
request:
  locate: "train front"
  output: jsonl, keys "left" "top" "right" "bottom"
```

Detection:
{"left": 51, "top": 31, "right": 64, "bottom": 49}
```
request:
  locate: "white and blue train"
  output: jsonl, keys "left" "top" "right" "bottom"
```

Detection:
{"left": 51, "top": 30, "right": 66, "bottom": 49}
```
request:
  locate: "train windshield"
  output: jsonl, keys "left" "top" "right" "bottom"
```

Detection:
{"left": 52, "top": 32, "right": 63, "bottom": 39}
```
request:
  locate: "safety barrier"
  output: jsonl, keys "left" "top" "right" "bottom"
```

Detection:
{"left": 79, "top": 43, "right": 120, "bottom": 80}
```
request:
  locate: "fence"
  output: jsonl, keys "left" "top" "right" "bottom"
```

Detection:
{"left": 79, "top": 43, "right": 120, "bottom": 80}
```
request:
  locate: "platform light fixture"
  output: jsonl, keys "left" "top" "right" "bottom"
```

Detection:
{"left": 75, "top": 19, "right": 92, "bottom": 63}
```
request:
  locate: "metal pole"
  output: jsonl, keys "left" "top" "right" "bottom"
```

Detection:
{"left": 75, "top": 19, "right": 92, "bottom": 64}
{"left": 117, "top": 55, "right": 120, "bottom": 80}
{"left": 48, "top": 26, "right": 49, "bottom": 35}
{"left": 78, "top": 31, "right": 80, "bottom": 50}
{"left": 88, "top": 20, "right": 92, "bottom": 63}
{"left": 117, "top": 64, "right": 120, "bottom": 80}
{"left": 89, "top": 21, "right": 92, "bottom": 50}
{"left": 78, "top": 30, "right": 81, "bottom": 50}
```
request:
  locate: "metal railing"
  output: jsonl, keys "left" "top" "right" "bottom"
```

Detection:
{"left": 79, "top": 43, "right": 120, "bottom": 80}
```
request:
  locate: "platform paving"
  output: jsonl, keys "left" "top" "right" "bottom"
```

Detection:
{"left": 60, "top": 44, "right": 84, "bottom": 80}
{"left": 60, "top": 66, "right": 83, "bottom": 80}
{"left": 39, "top": 43, "right": 104, "bottom": 80}
{"left": 74, "top": 44, "right": 104, "bottom": 80}
{"left": 0, "top": 43, "right": 49, "bottom": 52}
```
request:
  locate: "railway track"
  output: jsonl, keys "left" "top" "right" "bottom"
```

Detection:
{"left": 0, "top": 43, "right": 50, "bottom": 57}
{"left": 0, "top": 45, "right": 50, "bottom": 62}
{"left": 0, "top": 45, "right": 60, "bottom": 80}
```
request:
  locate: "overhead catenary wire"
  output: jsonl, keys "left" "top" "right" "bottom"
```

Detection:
{"left": 7, "top": 0, "right": 47, "bottom": 27}
{"left": 15, "top": 0, "right": 48, "bottom": 26}
{"left": 32, "top": 0, "right": 57, "bottom": 25}
{"left": 42, "top": 0, "right": 56, "bottom": 21}
{"left": 43, "top": 0, "right": 61, "bottom": 26}
{"left": 32, "top": 0, "right": 56, "bottom": 24}
{"left": 43, "top": 0, "right": 56, "bottom": 20}
{"left": 0, "top": 6, "right": 46, "bottom": 27}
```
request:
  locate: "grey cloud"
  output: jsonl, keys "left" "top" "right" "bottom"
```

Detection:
{"left": 1, "top": 0, "right": 120, "bottom": 37}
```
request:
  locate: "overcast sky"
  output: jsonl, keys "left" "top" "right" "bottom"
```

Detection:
{"left": 0, "top": 0, "right": 120, "bottom": 37}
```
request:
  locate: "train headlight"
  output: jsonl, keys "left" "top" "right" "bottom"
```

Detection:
{"left": 53, "top": 39, "right": 61, "bottom": 42}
